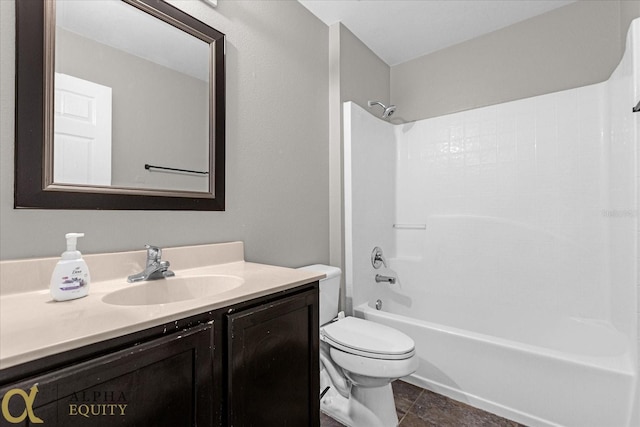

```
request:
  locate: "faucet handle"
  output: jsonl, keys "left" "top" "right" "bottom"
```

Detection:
{"left": 145, "top": 245, "right": 162, "bottom": 262}
{"left": 159, "top": 260, "right": 175, "bottom": 278}
{"left": 371, "top": 246, "right": 387, "bottom": 269}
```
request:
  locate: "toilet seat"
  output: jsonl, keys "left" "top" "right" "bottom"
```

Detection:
{"left": 329, "top": 346, "right": 419, "bottom": 382}
{"left": 321, "top": 316, "right": 415, "bottom": 360}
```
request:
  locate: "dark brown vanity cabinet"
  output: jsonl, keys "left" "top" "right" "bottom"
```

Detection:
{"left": 0, "top": 283, "right": 319, "bottom": 427}
{"left": 227, "top": 288, "right": 320, "bottom": 426}
{"left": 0, "top": 323, "right": 215, "bottom": 427}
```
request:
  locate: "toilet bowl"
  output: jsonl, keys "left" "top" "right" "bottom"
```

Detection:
{"left": 298, "top": 265, "right": 418, "bottom": 427}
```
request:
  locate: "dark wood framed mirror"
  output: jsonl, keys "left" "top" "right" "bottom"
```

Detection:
{"left": 15, "top": 0, "right": 225, "bottom": 210}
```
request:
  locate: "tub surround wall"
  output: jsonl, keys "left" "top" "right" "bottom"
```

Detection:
{"left": 343, "top": 102, "right": 395, "bottom": 313}
{"left": 630, "top": 6, "right": 640, "bottom": 425}
{"left": 344, "top": 83, "right": 614, "bottom": 320}
{"left": 606, "top": 16, "right": 639, "bottom": 358}
{"left": 346, "top": 20, "right": 638, "bottom": 343}
{"left": 343, "top": 17, "right": 639, "bottom": 425}
{"left": 394, "top": 85, "right": 610, "bottom": 321}
{"left": 330, "top": 0, "right": 639, "bottom": 312}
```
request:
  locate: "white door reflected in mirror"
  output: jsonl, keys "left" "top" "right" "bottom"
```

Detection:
{"left": 54, "top": 73, "right": 112, "bottom": 186}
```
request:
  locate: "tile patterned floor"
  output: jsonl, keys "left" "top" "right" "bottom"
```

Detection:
{"left": 320, "top": 380, "right": 527, "bottom": 427}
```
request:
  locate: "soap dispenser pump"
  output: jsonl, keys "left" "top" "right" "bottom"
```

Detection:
{"left": 50, "top": 233, "right": 91, "bottom": 301}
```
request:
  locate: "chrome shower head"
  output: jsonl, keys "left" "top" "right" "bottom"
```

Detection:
{"left": 368, "top": 100, "right": 396, "bottom": 119}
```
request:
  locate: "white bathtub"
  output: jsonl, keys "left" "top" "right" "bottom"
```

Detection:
{"left": 354, "top": 293, "right": 636, "bottom": 427}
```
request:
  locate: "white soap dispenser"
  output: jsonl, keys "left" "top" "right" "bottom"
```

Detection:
{"left": 50, "top": 233, "right": 91, "bottom": 301}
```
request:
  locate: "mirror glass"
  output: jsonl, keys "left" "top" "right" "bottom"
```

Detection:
{"left": 54, "top": 0, "right": 210, "bottom": 192}
{"left": 14, "top": 0, "right": 225, "bottom": 210}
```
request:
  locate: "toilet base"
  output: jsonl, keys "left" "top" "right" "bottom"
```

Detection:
{"left": 320, "top": 368, "right": 399, "bottom": 427}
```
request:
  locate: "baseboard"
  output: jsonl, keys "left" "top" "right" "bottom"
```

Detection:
{"left": 401, "top": 374, "right": 562, "bottom": 427}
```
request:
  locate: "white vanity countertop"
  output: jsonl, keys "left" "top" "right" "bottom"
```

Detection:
{"left": 0, "top": 242, "right": 325, "bottom": 370}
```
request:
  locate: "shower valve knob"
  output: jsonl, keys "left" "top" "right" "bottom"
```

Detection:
{"left": 371, "top": 246, "right": 387, "bottom": 269}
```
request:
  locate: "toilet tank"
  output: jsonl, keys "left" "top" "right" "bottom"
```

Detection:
{"left": 297, "top": 264, "right": 341, "bottom": 325}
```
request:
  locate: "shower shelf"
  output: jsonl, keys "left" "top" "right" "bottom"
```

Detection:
{"left": 392, "top": 224, "right": 426, "bottom": 230}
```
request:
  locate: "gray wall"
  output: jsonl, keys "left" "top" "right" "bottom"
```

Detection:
{"left": 1, "top": 0, "right": 329, "bottom": 266}
{"left": 391, "top": 0, "right": 640, "bottom": 121}
{"left": 338, "top": 25, "right": 391, "bottom": 113}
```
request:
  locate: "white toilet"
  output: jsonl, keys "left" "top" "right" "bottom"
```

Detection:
{"left": 299, "top": 265, "right": 418, "bottom": 427}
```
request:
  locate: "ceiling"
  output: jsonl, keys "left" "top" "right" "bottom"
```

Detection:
{"left": 298, "top": 0, "right": 576, "bottom": 66}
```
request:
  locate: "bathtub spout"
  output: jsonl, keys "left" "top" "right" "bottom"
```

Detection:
{"left": 375, "top": 274, "right": 396, "bottom": 284}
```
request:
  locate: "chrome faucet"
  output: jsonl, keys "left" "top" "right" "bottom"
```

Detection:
{"left": 375, "top": 274, "right": 396, "bottom": 284}
{"left": 127, "top": 245, "right": 175, "bottom": 283}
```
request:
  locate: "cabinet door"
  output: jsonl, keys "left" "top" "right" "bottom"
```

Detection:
{"left": 0, "top": 323, "right": 215, "bottom": 427}
{"left": 227, "top": 289, "right": 319, "bottom": 427}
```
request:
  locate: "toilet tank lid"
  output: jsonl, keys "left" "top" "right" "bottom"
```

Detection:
{"left": 297, "top": 264, "right": 341, "bottom": 280}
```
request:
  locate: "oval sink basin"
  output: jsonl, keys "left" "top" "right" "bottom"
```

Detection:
{"left": 102, "top": 275, "right": 244, "bottom": 306}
